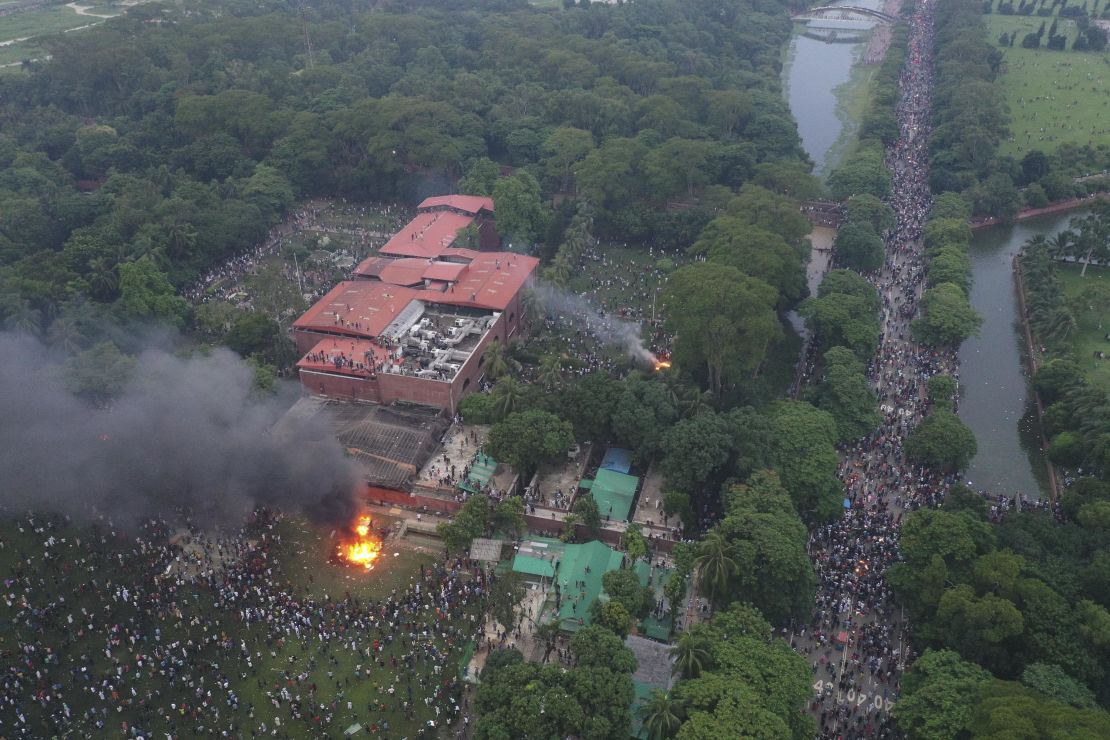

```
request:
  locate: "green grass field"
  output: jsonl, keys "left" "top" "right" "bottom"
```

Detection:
{"left": 0, "top": 4, "right": 102, "bottom": 42}
{"left": 983, "top": 13, "right": 1110, "bottom": 158}
{"left": 825, "top": 51, "right": 879, "bottom": 177}
{"left": 0, "top": 38, "right": 47, "bottom": 67}
{"left": 1055, "top": 261, "right": 1110, "bottom": 391}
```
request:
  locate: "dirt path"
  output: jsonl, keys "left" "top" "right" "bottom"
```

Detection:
{"left": 65, "top": 1, "right": 114, "bottom": 18}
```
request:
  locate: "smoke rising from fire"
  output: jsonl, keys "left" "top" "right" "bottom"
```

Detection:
{"left": 532, "top": 284, "right": 657, "bottom": 365}
{"left": 0, "top": 333, "right": 359, "bottom": 529}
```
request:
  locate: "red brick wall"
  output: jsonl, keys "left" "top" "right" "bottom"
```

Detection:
{"left": 363, "top": 485, "right": 462, "bottom": 515}
{"left": 376, "top": 373, "right": 453, "bottom": 409}
{"left": 298, "top": 370, "right": 382, "bottom": 403}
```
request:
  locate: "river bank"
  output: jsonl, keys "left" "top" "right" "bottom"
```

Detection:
{"left": 969, "top": 192, "right": 1108, "bottom": 230}
{"left": 958, "top": 211, "right": 1078, "bottom": 500}
{"left": 781, "top": 0, "right": 890, "bottom": 176}
{"left": 1011, "top": 254, "right": 1060, "bottom": 501}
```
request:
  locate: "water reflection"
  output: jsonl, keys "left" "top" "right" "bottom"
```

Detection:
{"left": 959, "top": 212, "right": 1081, "bottom": 499}
{"left": 781, "top": 0, "right": 882, "bottom": 174}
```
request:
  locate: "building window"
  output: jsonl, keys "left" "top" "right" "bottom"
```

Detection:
{"left": 462, "top": 377, "right": 471, "bottom": 390}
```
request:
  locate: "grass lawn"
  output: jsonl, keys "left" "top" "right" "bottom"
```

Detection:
{"left": 824, "top": 49, "right": 878, "bottom": 177}
{"left": 1054, "top": 261, "right": 1110, "bottom": 392}
{"left": 0, "top": 38, "right": 46, "bottom": 67}
{"left": 983, "top": 12, "right": 1110, "bottom": 158}
{"left": 270, "top": 514, "right": 435, "bottom": 602}
{"left": 0, "top": 5, "right": 102, "bottom": 42}
{"left": 0, "top": 511, "right": 478, "bottom": 738}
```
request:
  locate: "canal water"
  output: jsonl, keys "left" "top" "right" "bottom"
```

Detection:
{"left": 958, "top": 212, "right": 1081, "bottom": 499}
{"left": 781, "top": 0, "right": 880, "bottom": 175}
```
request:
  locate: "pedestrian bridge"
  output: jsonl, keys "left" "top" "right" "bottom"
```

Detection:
{"left": 792, "top": 5, "right": 897, "bottom": 24}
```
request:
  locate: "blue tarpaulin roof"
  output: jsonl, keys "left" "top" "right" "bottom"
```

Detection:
{"left": 599, "top": 447, "right": 633, "bottom": 474}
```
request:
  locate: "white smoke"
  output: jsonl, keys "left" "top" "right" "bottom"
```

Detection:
{"left": 532, "top": 283, "right": 657, "bottom": 366}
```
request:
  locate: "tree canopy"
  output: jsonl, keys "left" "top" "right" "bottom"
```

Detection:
{"left": 662, "top": 263, "right": 781, "bottom": 398}
{"left": 486, "top": 409, "right": 574, "bottom": 478}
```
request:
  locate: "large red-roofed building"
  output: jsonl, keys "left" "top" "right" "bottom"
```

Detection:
{"left": 293, "top": 195, "right": 538, "bottom": 413}
{"left": 377, "top": 194, "right": 498, "bottom": 258}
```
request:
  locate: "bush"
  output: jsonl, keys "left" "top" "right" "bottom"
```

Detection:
{"left": 458, "top": 392, "right": 497, "bottom": 425}
{"left": 1024, "top": 183, "right": 1049, "bottom": 209}
{"left": 1048, "top": 431, "right": 1085, "bottom": 468}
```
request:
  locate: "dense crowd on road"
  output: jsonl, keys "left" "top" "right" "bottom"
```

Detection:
{"left": 796, "top": 2, "right": 942, "bottom": 736}
{"left": 0, "top": 510, "right": 484, "bottom": 738}
{"left": 791, "top": 2, "right": 1071, "bottom": 735}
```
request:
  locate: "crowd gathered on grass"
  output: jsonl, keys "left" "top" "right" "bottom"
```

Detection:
{"left": 0, "top": 510, "right": 485, "bottom": 738}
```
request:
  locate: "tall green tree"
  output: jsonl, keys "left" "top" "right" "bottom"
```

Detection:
{"left": 905, "top": 410, "right": 978, "bottom": 472}
{"left": 662, "top": 263, "right": 781, "bottom": 398}
{"left": 492, "top": 171, "right": 547, "bottom": 246}
{"left": 638, "top": 690, "right": 684, "bottom": 740}
{"left": 486, "top": 409, "right": 574, "bottom": 479}
{"left": 912, "top": 283, "right": 982, "bottom": 348}
{"left": 834, "top": 222, "right": 885, "bottom": 272}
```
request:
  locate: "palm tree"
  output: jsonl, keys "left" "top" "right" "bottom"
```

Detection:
{"left": 546, "top": 254, "right": 573, "bottom": 288}
{"left": 48, "top": 315, "right": 86, "bottom": 354}
{"left": 638, "top": 690, "right": 684, "bottom": 740}
{"left": 678, "top": 386, "right": 712, "bottom": 419}
{"left": 87, "top": 257, "right": 120, "bottom": 300}
{"left": 482, "top": 339, "right": 511, "bottom": 380}
{"left": 1047, "top": 231, "right": 1073, "bottom": 261}
{"left": 695, "top": 532, "right": 738, "bottom": 605}
{"left": 491, "top": 376, "right": 523, "bottom": 419}
{"left": 520, "top": 288, "right": 544, "bottom": 327}
{"left": 4, "top": 301, "right": 42, "bottom": 337}
{"left": 534, "top": 621, "right": 561, "bottom": 664}
{"left": 538, "top": 355, "right": 564, "bottom": 391}
{"left": 670, "top": 632, "right": 711, "bottom": 679}
{"left": 165, "top": 222, "right": 198, "bottom": 260}
{"left": 1071, "top": 213, "right": 1110, "bottom": 277}
{"left": 1041, "top": 306, "right": 1076, "bottom": 346}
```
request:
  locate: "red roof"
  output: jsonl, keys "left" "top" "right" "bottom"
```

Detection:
{"left": 417, "top": 194, "right": 494, "bottom": 215}
{"left": 422, "top": 261, "right": 468, "bottom": 282}
{"left": 293, "top": 281, "right": 421, "bottom": 339}
{"left": 296, "top": 338, "right": 392, "bottom": 378}
{"left": 376, "top": 210, "right": 476, "bottom": 259}
{"left": 432, "top": 250, "right": 539, "bottom": 311}
{"left": 352, "top": 256, "right": 391, "bottom": 279}
{"left": 377, "top": 258, "right": 431, "bottom": 287}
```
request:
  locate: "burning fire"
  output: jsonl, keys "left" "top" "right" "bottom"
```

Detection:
{"left": 652, "top": 353, "right": 672, "bottom": 372}
{"left": 339, "top": 515, "right": 381, "bottom": 570}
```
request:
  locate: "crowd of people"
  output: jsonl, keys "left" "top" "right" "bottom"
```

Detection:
{"left": 0, "top": 510, "right": 486, "bottom": 738}
{"left": 791, "top": 1, "right": 1067, "bottom": 735}
{"left": 182, "top": 202, "right": 410, "bottom": 308}
{"left": 795, "top": 2, "right": 947, "bottom": 736}
{"left": 524, "top": 243, "right": 675, "bottom": 379}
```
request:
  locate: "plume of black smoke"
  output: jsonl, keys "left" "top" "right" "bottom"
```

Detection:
{"left": 0, "top": 333, "right": 359, "bottom": 530}
{"left": 532, "top": 284, "right": 657, "bottom": 365}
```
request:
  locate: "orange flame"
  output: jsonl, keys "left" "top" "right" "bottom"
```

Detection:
{"left": 339, "top": 515, "right": 381, "bottom": 570}
{"left": 653, "top": 360, "right": 672, "bottom": 372}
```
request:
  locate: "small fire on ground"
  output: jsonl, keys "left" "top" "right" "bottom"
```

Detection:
{"left": 652, "top": 354, "right": 672, "bottom": 372}
{"left": 338, "top": 515, "right": 381, "bottom": 570}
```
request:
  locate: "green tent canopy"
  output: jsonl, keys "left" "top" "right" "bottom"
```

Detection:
{"left": 584, "top": 468, "right": 639, "bottom": 522}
